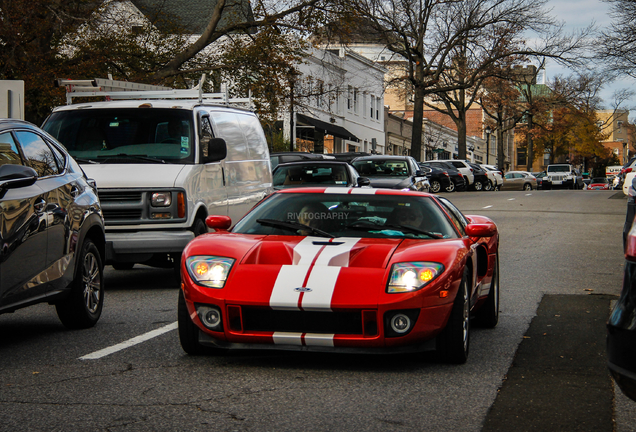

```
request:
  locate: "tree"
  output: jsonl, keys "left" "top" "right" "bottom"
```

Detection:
{"left": 597, "top": 0, "right": 636, "bottom": 79}
{"left": 334, "top": 0, "right": 589, "bottom": 161}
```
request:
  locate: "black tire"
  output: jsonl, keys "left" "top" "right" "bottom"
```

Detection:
{"left": 445, "top": 180, "right": 456, "bottom": 193}
{"left": 436, "top": 267, "right": 470, "bottom": 364}
{"left": 178, "top": 289, "right": 206, "bottom": 355}
{"left": 178, "top": 290, "right": 226, "bottom": 355}
{"left": 484, "top": 180, "right": 493, "bottom": 191}
{"left": 112, "top": 262, "right": 134, "bottom": 270}
{"left": 430, "top": 180, "right": 441, "bottom": 193}
{"left": 56, "top": 239, "right": 104, "bottom": 329}
{"left": 523, "top": 183, "right": 532, "bottom": 191}
{"left": 473, "top": 180, "right": 483, "bottom": 191}
{"left": 473, "top": 253, "right": 499, "bottom": 328}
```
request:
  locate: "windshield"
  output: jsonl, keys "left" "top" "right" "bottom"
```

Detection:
{"left": 352, "top": 159, "right": 410, "bottom": 177}
{"left": 591, "top": 178, "right": 607, "bottom": 183}
{"left": 232, "top": 193, "right": 459, "bottom": 239}
{"left": 547, "top": 165, "right": 570, "bottom": 173}
{"left": 42, "top": 108, "right": 195, "bottom": 164}
{"left": 273, "top": 164, "right": 349, "bottom": 188}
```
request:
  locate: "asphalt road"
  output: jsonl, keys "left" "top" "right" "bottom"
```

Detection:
{"left": 0, "top": 188, "right": 634, "bottom": 431}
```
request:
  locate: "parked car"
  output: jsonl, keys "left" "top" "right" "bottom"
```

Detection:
{"left": 467, "top": 162, "right": 491, "bottom": 191}
{"left": 350, "top": 155, "right": 430, "bottom": 192}
{"left": 417, "top": 164, "right": 452, "bottom": 193}
{"left": 608, "top": 214, "right": 636, "bottom": 401}
{"left": 420, "top": 161, "right": 466, "bottom": 192}
{"left": 624, "top": 175, "right": 636, "bottom": 250}
{"left": 0, "top": 119, "right": 106, "bottom": 328}
{"left": 531, "top": 171, "right": 547, "bottom": 189}
{"left": 270, "top": 152, "right": 335, "bottom": 170}
{"left": 543, "top": 164, "right": 584, "bottom": 189}
{"left": 43, "top": 92, "right": 272, "bottom": 275}
{"left": 331, "top": 152, "right": 371, "bottom": 163}
{"left": 178, "top": 187, "right": 500, "bottom": 364}
{"left": 587, "top": 177, "right": 610, "bottom": 190}
{"left": 272, "top": 161, "right": 369, "bottom": 190}
{"left": 481, "top": 164, "right": 504, "bottom": 190}
{"left": 501, "top": 171, "right": 537, "bottom": 191}
{"left": 435, "top": 159, "right": 475, "bottom": 187}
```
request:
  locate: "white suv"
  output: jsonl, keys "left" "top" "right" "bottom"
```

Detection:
{"left": 435, "top": 159, "right": 475, "bottom": 186}
{"left": 480, "top": 164, "right": 504, "bottom": 190}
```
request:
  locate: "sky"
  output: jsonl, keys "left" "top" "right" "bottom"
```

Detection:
{"left": 542, "top": 0, "right": 636, "bottom": 117}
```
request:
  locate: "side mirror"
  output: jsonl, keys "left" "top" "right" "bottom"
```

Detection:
{"left": 0, "top": 165, "right": 38, "bottom": 198}
{"left": 357, "top": 177, "right": 371, "bottom": 187}
{"left": 465, "top": 222, "right": 497, "bottom": 238}
{"left": 204, "top": 138, "right": 227, "bottom": 163}
{"left": 205, "top": 215, "right": 232, "bottom": 230}
{"left": 415, "top": 170, "right": 425, "bottom": 177}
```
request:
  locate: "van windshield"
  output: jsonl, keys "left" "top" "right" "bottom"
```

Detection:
{"left": 42, "top": 108, "right": 195, "bottom": 164}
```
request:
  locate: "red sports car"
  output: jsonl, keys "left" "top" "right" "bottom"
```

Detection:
{"left": 178, "top": 188, "right": 500, "bottom": 364}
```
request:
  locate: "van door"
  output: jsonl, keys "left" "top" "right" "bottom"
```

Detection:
{"left": 198, "top": 113, "right": 228, "bottom": 219}
{"left": 209, "top": 111, "right": 257, "bottom": 222}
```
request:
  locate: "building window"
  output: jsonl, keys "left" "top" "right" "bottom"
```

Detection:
{"left": 353, "top": 88, "right": 358, "bottom": 113}
{"left": 370, "top": 95, "right": 375, "bottom": 118}
{"left": 517, "top": 147, "right": 527, "bottom": 166}
{"left": 363, "top": 93, "right": 367, "bottom": 118}
{"left": 347, "top": 86, "right": 352, "bottom": 110}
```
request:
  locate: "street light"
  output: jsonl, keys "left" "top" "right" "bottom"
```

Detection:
{"left": 485, "top": 126, "right": 492, "bottom": 165}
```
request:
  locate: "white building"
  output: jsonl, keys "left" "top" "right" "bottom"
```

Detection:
{"left": 286, "top": 47, "right": 387, "bottom": 154}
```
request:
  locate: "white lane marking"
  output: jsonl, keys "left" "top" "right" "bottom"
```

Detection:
{"left": 79, "top": 322, "right": 177, "bottom": 360}
{"left": 525, "top": 193, "right": 532, "bottom": 196}
{"left": 508, "top": 198, "right": 516, "bottom": 201}
{"left": 483, "top": 205, "right": 493, "bottom": 209}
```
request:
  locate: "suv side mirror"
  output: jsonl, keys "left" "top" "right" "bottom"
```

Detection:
{"left": 415, "top": 170, "right": 425, "bottom": 177}
{"left": 0, "top": 165, "right": 38, "bottom": 198}
{"left": 204, "top": 138, "right": 227, "bottom": 163}
{"left": 357, "top": 177, "right": 371, "bottom": 187}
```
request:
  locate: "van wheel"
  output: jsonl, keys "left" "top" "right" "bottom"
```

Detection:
{"left": 56, "top": 239, "right": 104, "bottom": 329}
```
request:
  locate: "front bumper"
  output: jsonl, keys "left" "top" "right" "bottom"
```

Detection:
{"left": 105, "top": 230, "right": 194, "bottom": 261}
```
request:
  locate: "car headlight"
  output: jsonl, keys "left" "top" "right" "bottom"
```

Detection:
{"left": 387, "top": 262, "right": 444, "bottom": 293}
{"left": 186, "top": 256, "right": 235, "bottom": 288}
{"left": 151, "top": 192, "right": 172, "bottom": 207}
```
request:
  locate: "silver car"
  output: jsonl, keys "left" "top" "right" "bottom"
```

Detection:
{"left": 501, "top": 171, "right": 537, "bottom": 191}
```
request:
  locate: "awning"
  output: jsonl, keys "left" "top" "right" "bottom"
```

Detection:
{"left": 296, "top": 114, "right": 360, "bottom": 142}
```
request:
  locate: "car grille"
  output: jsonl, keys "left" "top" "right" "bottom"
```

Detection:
{"left": 240, "top": 307, "right": 364, "bottom": 335}
{"left": 550, "top": 175, "right": 565, "bottom": 181}
{"left": 96, "top": 188, "right": 185, "bottom": 225}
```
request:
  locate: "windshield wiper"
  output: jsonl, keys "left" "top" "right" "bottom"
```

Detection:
{"left": 73, "top": 158, "right": 100, "bottom": 164}
{"left": 256, "top": 218, "right": 335, "bottom": 238}
{"left": 96, "top": 154, "right": 166, "bottom": 164}
{"left": 346, "top": 220, "right": 442, "bottom": 239}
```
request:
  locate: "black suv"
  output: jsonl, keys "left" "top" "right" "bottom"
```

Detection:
{"left": 0, "top": 120, "right": 105, "bottom": 328}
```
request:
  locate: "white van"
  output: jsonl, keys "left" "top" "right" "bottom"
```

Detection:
{"left": 42, "top": 88, "right": 272, "bottom": 272}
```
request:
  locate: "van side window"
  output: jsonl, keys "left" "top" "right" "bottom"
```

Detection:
{"left": 198, "top": 114, "right": 214, "bottom": 159}
{"left": 15, "top": 131, "right": 59, "bottom": 177}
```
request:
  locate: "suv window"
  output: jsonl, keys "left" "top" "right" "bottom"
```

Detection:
{"left": 15, "top": 131, "right": 59, "bottom": 176}
{"left": 0, "top": 132, "right": 23, "bottom": 166}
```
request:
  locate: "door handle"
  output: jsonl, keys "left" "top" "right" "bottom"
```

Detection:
{"left": 34, "top": 197, "right": 46, "bottom": 213}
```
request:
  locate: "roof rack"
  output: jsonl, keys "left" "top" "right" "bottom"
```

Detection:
{"left": 55, "top": 74, "right": 252, "bottom": 107}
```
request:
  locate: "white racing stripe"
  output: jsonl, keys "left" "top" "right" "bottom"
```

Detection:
{"left": 79, "top": 322, "right": 178, "bottom": 360}
{"left": 270, "top": 237, "right": 360, "bottom": 311}
{"left": 273, "top": 332, "right": 303, "bottom": 345}
{"left": 304, "top": 334, "right": 335, "bottom": 347}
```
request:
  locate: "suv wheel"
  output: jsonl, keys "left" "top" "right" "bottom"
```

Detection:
{"left": 56, "top": 239, "right": 104, "bottom": 329}
{"left": 473, "top": 180, "right": 483, "bottom": 191}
